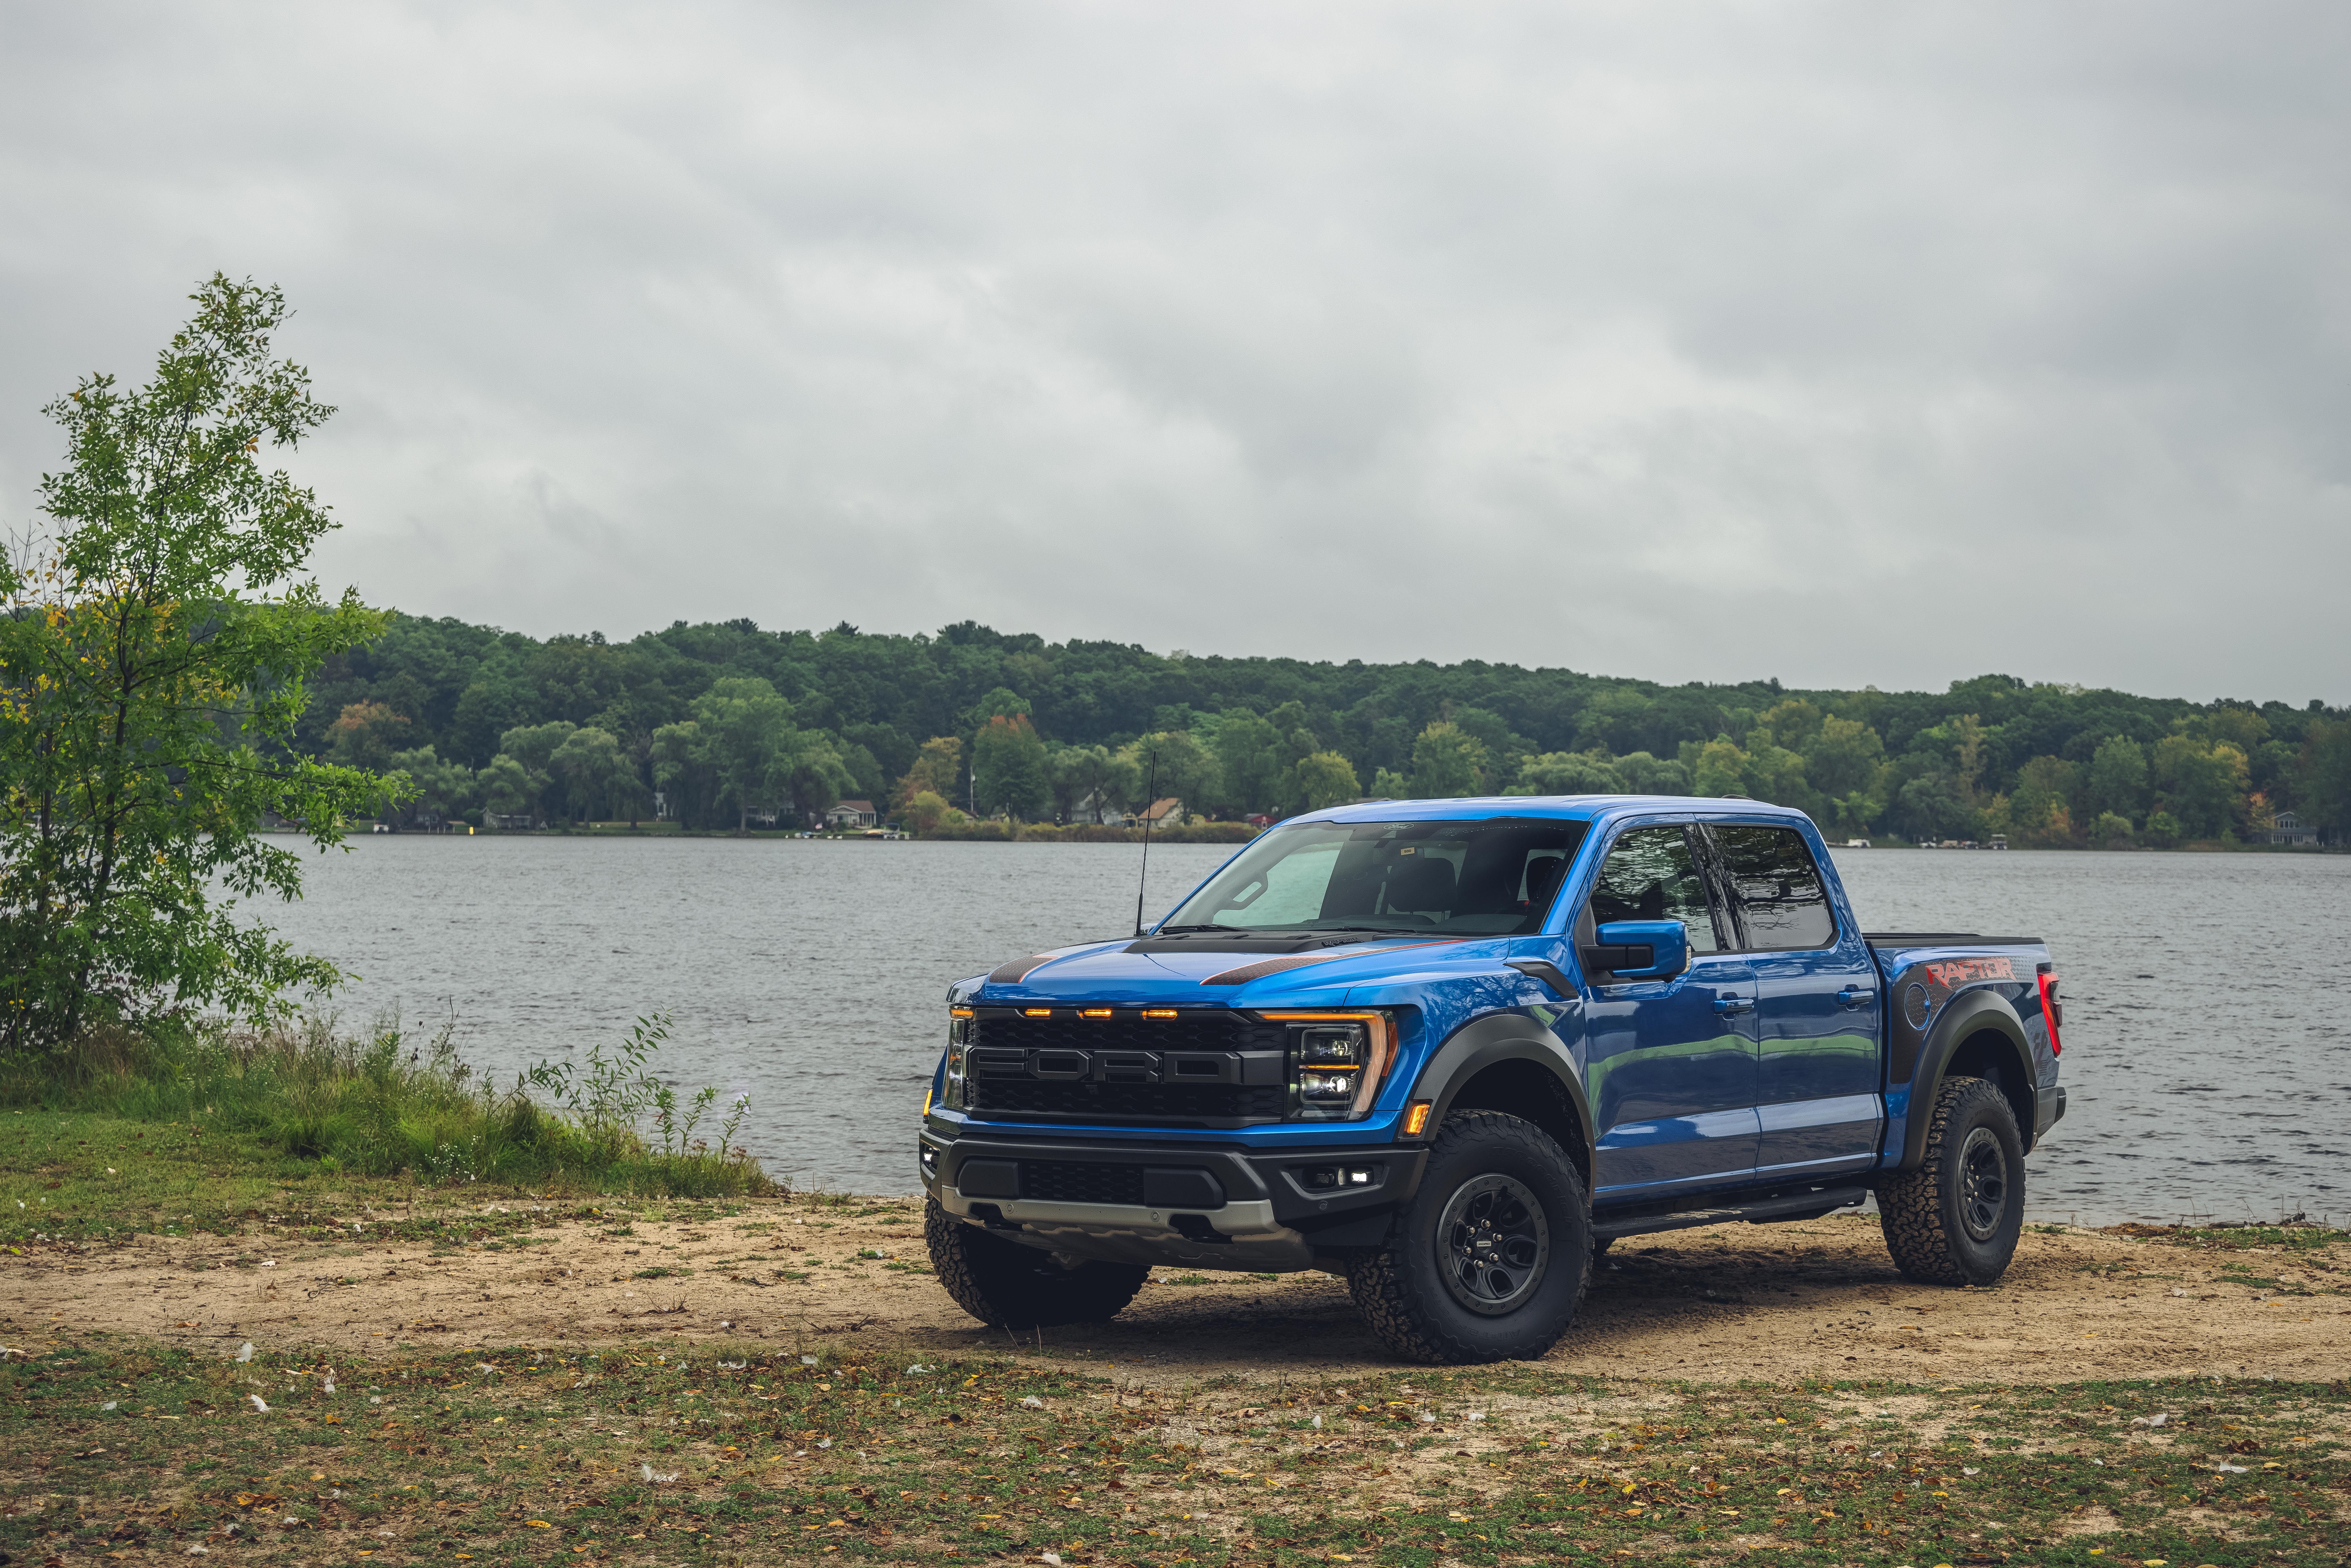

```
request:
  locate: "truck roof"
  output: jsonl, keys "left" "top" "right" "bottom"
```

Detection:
{"left": 1291, "top": 793, "right": 1818, "bottom": 827}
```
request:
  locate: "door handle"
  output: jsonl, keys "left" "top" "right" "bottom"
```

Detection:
{"left": 1836, "top": 987, "right": 1877, "bottom": 1009}
{"left": 1711, "top": 997, "right": 1754, "bottom": 1017}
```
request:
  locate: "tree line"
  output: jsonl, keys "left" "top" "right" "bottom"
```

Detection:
{"left": 311, "top": 612, "right": 2350, "bottom": 845}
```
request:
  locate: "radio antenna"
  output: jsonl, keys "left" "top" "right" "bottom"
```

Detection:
{"left": 1133, "top": 752, "right": 1160, "bottom": 937}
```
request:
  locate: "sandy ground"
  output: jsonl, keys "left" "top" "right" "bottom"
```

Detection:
{"left": 5, "top": 1198, "right": 2344, "bottom": 1384}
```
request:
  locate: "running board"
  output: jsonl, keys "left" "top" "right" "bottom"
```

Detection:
{"left": 1592, "top": 1183, "right": 1869, "bottom": 1241}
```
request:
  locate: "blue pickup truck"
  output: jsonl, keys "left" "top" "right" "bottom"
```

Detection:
{"left": 919, "top": 796, "right": 2066, "bottom": 1364}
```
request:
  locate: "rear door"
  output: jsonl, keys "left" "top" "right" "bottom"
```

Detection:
{"left": 1579, "top": 822, "right": 1760, "bottom": 1200}
{"left": 1705, "top": 822, "right": 1884, "bottom": 1179}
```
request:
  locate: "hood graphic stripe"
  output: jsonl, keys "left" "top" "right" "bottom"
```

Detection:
{"left": 1199, "top": 940, "right": 1455, "bottom": 987}
{"left": 986, "top": 953, "right": 1062, "bottom": 986}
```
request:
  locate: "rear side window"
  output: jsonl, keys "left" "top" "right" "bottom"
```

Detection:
{"left": 1709, "top": 825, "right": 1836, "bottom": 950}
{"left": 1586, "top": 826, "right": 1722, "bottom": 953}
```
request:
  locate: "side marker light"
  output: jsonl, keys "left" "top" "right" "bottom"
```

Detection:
{"left": 1023, "top": 1008, "right": 1052, "bottom": 1018}
{"left": 1403, "top": 1101, "right": 1433, "bottom": 1137}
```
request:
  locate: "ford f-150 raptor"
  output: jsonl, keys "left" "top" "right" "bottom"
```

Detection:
{"left": 919, "top": 795, "right": 2066, "bottom": 1364}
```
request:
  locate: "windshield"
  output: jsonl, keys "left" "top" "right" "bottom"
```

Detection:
{"left": 1161, "top": 817, "right": 1590, "bottom": 938}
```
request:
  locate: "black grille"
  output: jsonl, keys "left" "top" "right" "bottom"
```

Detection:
{"left": 976, "top": 1080, "right": 1287, "bottom": 1123}
{"left": 963, "top": 1008, "right": 1289, "bottom": 1127}
{"left": 1019, "top": 1161, "right": 1147, "bottom": 1206}
{"left": 970, "top": 1011, "right": 1281, "bottom": 1055}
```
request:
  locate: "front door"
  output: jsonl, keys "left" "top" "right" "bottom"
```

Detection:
{"left": 1580, "top": 823, "right": 1760, "bottom": 1200}
{"left": 1706, "top": 823, "right": 1884, "bottom": 1179}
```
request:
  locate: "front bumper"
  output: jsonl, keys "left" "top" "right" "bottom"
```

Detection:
{"left": 918, "top": 1126, "right": 1426, "bottom": 1272}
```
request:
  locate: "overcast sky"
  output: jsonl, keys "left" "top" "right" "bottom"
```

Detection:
{"left": 2, "top": 3, "right": 2344, "bottom": 703}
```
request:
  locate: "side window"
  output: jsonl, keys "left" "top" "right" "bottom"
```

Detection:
{"left": 1586, "top": 826, "right": 1721, "bottom": 953}
{"left": 1710, "top": 826, "right": 1836, "bottom": 950}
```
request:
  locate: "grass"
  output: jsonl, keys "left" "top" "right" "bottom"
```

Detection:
{"left": 0, "top": 1337, "right": 2343, "bottom": 1566}
{"left": 0, "top": 1014, "right": 774, "bottom": 1203}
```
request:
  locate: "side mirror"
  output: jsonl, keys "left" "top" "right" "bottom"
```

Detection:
{"left": 1586, "top": 920, "right": 1690, "bottom": 981}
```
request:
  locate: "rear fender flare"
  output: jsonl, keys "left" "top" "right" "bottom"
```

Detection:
{"left": 1402, "top": 1010, "right": 1595, "bottom": 1177}
{"left": 1897, "top": 989, "right": 2036, "bottom": 1167}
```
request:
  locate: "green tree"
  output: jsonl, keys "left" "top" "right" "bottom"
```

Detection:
{"left": 1801, "top": 716, "right": 1886, "bottom": 799}
{"left": 2295, "top": 719, "right": 2351, "bottom": 843}
{"left": 895, "top": 735, "right": 963, "bottom": 812}
{"left": 775, "top": 730, "right": 857, "bottom": 823}
{"left": 1410, "top": 721, "right": 1488, "bottom": 798}
{"left": 1895, "top": 772, "right": 1974, "bottom": 842}
{"left": 2008, "top": 755, "right": 2078, "bottom": 848}
{"left": 1751, "top": 698, "right": 1825, "bottom": 753}
{"left": 1213, "top": 708, "right": 1286, "bottom": 815}
{"left": 327, "top": 700, "right": 412, "bottom": 772}
{"left": 1120, "top": 730, "right": 1218, "bottom": 819}
{"left": 0, "top": 275, "right": 395, "bottom": 1050}
{"left": 1511, "top": 751, "right": 1625, "bottom": 794}
{"left": 689, "top": 677, "right": 797, "bottom": 831}
{"left": 1613, "top": 752, "right": 1692, "bottom": 794}
{"left": 2143, "top": 809, "right": 2183, "bottom": 849}
{"left": 2089, "top": 811, "right": 2135, "bottom": 849}
{"left": 478, "top": 754, "right": 536, "bottom": 820}
{"left": 648, "top": 721, "right": 719, "bottom": 828}
{"left": 1293, "top": 751, "right": 1362, "bottom": 812}
{"left": 973, "top": 712, "right": 1051, "bottom": 820}
{"left": 1370, "top": 766, "right": 1411, "bottom": 799}
{"left": 1692, "top": 737, "right": 1750, "bottom": 798}
{"left": 1050, "top": 744, "right": 1139, "bottom": 823}
{"left": 549, "top": 725, "right": 639, "bottom": 822}
{"left": 385, "top": 745, "right": 475, "bottom": 828}
{"left": 904, "top": 789, "right": 954, "bottom": 834}
{"left": 2080, "top": 735, "right": 2149, "bottom": 824}
{"left": 2153, "top": 732, "right": 2249, "bottom": 840}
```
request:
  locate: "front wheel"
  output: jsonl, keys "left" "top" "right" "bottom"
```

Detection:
{"left": 1876, "top": 1075, "right": 2026, "bottom": 1286}
{"left": 923, "top": 1198, "right": 1149, "bottom": 1327}
{"left": 1347, "top": 1110, "right": 1590, "bottom": 1364}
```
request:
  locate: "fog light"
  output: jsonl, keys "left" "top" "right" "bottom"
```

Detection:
{"left": 1347, "top": 1168, "right": 1373, "bottom": 1186}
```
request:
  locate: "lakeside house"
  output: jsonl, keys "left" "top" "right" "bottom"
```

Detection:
{"left": 2259, "top": 810, "right": 2320, "bottom": 846}
{"left": 824, "top": 798, "right": 880, "bottom": 830}
{"left": 1136, "top": 797, "right": 1186, "bottom": 831}
{"left": 1069, "top": 790, "right": 1131, "bottom": 826}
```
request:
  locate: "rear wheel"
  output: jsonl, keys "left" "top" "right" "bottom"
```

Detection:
{"left": 923, "top": 1198, "right": 1149, "bottom": 1327}
{"left": 1347, "top": 1110, "right": 1590, "bottom": 1364}
{"left": 1876, "top": 1075, "right": 2026, "bottom": 1286}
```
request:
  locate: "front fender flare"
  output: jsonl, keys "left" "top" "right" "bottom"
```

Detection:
{"left": 1896, "top": 988, "right": 2037, "bottom": 1168}
{"left": 1402, "top": 1010, "right": 1595, "bottom": 1168}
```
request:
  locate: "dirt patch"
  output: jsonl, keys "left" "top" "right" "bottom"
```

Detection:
{"left": 5, "top": 1202, "right": 2345, "bottom": 1384}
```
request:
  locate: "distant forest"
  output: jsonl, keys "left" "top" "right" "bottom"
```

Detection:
{"left": 306, "top": 614, "right": 2351, "bottom": 847}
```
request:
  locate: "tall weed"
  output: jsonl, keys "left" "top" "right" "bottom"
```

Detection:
{"left": 0, "top": 1013, "right": 772, "bottom": 1197}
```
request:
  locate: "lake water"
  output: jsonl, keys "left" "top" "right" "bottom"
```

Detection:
{"left": 255, "top": 837, "right": 2350, "bottom": 1226}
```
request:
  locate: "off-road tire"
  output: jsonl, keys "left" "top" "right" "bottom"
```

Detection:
{"left": 1346, "top": 1110, "right": 1590, "bottom": 1364}
{"left": 923, "top": 1198, "right": 1149, "bottom": 1327}
{"left": 1876, "top": 1075, "right": 2026, "bottom": 1286}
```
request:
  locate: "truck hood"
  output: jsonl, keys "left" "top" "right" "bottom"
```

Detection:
{"left": 974, "top": 933, "right": 1495, "bottom": 1007}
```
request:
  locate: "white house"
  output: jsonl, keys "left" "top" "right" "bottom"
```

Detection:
{"left": 824, "top": 798, "right": 880, "bottom": 830}
{"left": 2260, "top": 809, "right": 2319, "bottom": 846}
{"left": 1069, "top": 790, "right": 1131, "bottom": 826}
{"left": 1136, "top": 797, "right": 1185, "bottom": 830}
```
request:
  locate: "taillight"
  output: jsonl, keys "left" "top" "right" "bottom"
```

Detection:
{"left": 2037, "top": 971, "right": 2063, "bottom": 1056}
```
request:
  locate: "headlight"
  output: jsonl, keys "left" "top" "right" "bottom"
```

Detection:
{"left": 1264, "top": 1011, "right": 1395, "bottom": 1121}
{"left": 940, "top": 1006, "right": 973, "bottom": 1109}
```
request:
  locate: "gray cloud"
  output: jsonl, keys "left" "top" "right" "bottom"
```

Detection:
{"left": 2, "top": 1, "right": 2344, "bottom": 701}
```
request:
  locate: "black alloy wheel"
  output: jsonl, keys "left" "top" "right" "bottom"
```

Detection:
{"left": 1956, "top": 1126, "right": 2010, "bottom": 1243}
{"left": 1876, "top": 1074, "right": 2027, "bottom": 1287}
{"left": 1347, "top": 1109, "right": 1590, "bottom": 1364}
{"left": 1439, "top": 1174, "right": 1550, "bottom": 1315}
